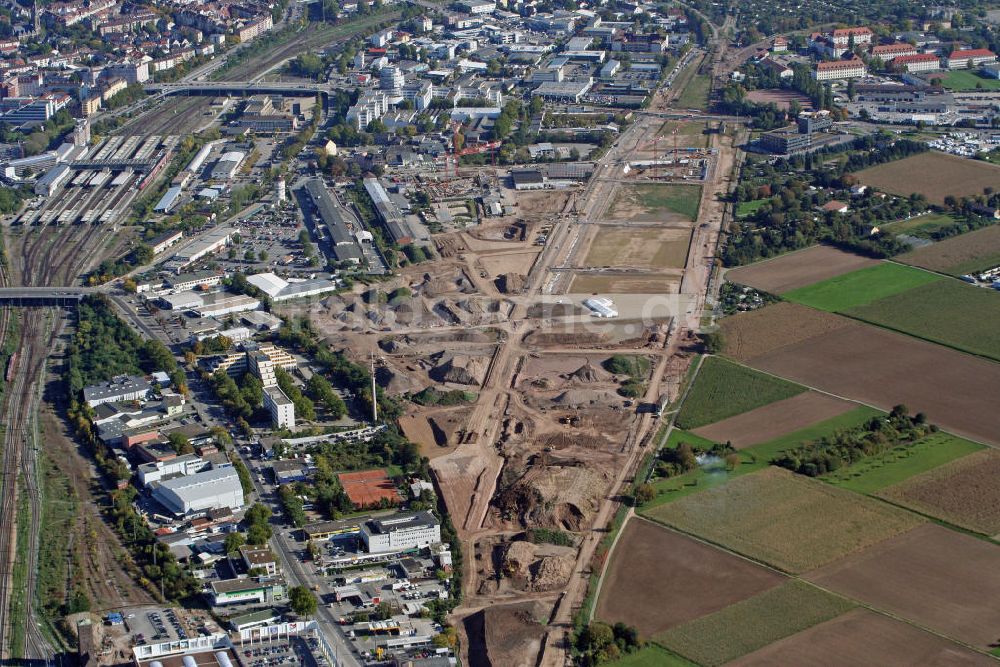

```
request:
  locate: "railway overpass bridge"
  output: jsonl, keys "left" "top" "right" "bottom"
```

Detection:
{"left": 145, "top": 81, "right": 331, "bottom": 100}
{"left": 0, "top": 287, "right": 95, "bottom": 306}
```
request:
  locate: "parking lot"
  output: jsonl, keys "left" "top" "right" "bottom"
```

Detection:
{"left": 238, "top": 634, "right": 329, "bottom": 667}
{"left": 127, "top": 607, "right": 192, "bottom": 645}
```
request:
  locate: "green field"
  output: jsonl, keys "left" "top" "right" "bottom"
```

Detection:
{"left": 606, "top": 645, "right": 697, "bottom": 667}
{"left": 938, "top": 70, "right": 1000, "bottom": 91}
{"left": 783, "top": 263, "right": 942, "bottom": 312}
{"left": 822, "top": 431, "right": 984, "bottom": 494}
{"left": 737, "top": 199, "right": 768, "bottom": 218}
{"left": 654, "top": 581, "right": 856, "bottom": 666}
{"left": 675, "top": 357, "right": 805, "bottom": 429}
{"left": 635, "top": 184, "right": 703, "bottom": 221}
{"left": 846, "top": 279, "right": 1000, "bottom": 361}
{"left": 881, "top": 213, "right": 959, "bottom": 237}
{"left": 676, "top": 73, "right": 712, "bottom": 110}
{"left": 644, "top": 407, "right": 882, "bottom": 508}
{"left": 645, "top": 467, "right": 923, "bottom": 573}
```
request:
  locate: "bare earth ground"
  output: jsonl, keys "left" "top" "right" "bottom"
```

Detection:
{"left": 692, "top": 391, "right": 855, "bottom": 448}
{"left": 582, "top": 227, "right": 692, "bottom": 269}
{"left": 595, "top": 518, "right": 784, "bottom": 638}
{"left": 730, "top": 608, "right": 995, "bottom": 667}
{"left": 856, "top": 152, "right": 1000, "bottom": 205}
{"left": 878, "top": 450, "right": 1000, "bottom": 536}
{"left": 568, "top": 274, "right": 681, "bottom": 294}
{"left": 724, "top": 246, "right": 880, "bottom": 294}
{"left": 646, "top": 468, "right": 921, "bottom": 573}
{"left": 463, "top": 600, "right": 552, "bottom": 667}
{"left": 722, "top": 303, "right": 1000, "bottom": 445}
{"left": 806, "top": 524, "right": 1000, "bottom": 649}
{"left": 721, "top": 302, "right": 851, "bottom": 361}
{"left": 478, "top": 251, "right": 541, "bottom": 277}
{"left": 898, "top": 224, "right": 1000, "bottom": 274}
{"left": 744, "top": 89, "right": 814, "bottom": 111}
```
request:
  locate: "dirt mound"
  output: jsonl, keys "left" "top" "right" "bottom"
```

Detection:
{"left": 430, "top": 352, "right": 489, "bottom": 386}
{"left": 552, "top": 387, "right": 620, "bottom": 407}
{"left": 494, "top": 464, "right": 606, "bottom": 531}
{"left": 495, "top": 272, "right": 526, "bottom": 294}
{"left": 502, "top": 541, "right": 576, "bottom": 592}
{"left": 567, "top": 361, "right": 607, "bottom": 384}
{"left": 523, "top": 330, "right": 608, "bottom": 347}
{"left": 464, "top": 601, "right": 549, "bottom": 667}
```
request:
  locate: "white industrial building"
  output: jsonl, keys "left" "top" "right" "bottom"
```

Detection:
{"left": 171, "top": 227, "right": 238, "bottom": 268}
{"left": 138, "top": 454, "right": 207, "bottom": 486}
{"left": 583, "top": 297, "right": 618, "bottom": 318}
{"left": 194, "top": 293, "right": 260, "bottom": 318}
{"left": 210, "top": 151, "right": 246, "bottom": 180}
{"left": 34, "top": 163, "right": 71, "bottom": 196}
{"left": 361, "top": 511, "right": 441, "bottom": 554}
{"left": 151, "top": 466, "right": 245, "bottom": 515}
{"left": 246, "top": 272, "right": 340, "bottom": 302}
{"left": 83, "top": 374, "right": 153, "bottom": 407}
{"left": 264, "top": 386, "right": 295, "bottom": 430}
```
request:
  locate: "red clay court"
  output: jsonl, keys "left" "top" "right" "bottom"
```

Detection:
{"left": 338, "top": 469, "right": 400, "bottom": 508}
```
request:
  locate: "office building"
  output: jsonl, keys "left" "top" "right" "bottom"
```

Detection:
{"left": 361, "top": 511, "right": 441, "bottom": 554}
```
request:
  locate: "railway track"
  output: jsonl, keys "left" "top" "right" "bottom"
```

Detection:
{"left": 0, "top": 220, "right": 115, "bottom": 660}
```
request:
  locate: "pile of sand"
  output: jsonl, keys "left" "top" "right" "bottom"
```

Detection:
{"left": 495, "top": 273, "right": 526, "bottom": 294}
{"left": 430, "top": 352, "right": 489, "bottom": 386}
{"left": 502, "top": 541, "right": 576, "bottom": 592}
{"left": 495, "top": 464, "right": 606, "bottom": 531}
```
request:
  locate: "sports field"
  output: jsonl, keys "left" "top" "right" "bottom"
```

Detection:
{"left": 654, "top": 581, "right": 855, "bottom": 666}
{"left": 674, "top": 356, "right": 805, "bottom": 429}
{"left": 646, "top": 467, "right": 923, "bottom": 573}
{"left": 856, "top": 151, "right": 1000, "bottom": 205}
{"left": 938, "top": 70, "right": 1000, "bottom": 91}
{"left": 782, "top": 262, "right": 941, "bottom": 312}
{"left": 878, "top": 449, "right": 1000, "bottom": 535}
{"left": 845, "top": 278, "right": 1000, "bottom": 361}
{"left": 605, "top": 184, "right": 702, "bottom": 223}
{"left": 899, "top": 224, "right": 1000, "bottom": 275}
{"left": 823, "top": 431, "right": 984, "bottom": 494}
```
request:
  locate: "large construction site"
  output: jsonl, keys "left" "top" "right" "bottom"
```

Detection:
{"left": 276, "top": 105, "right": 741, "bottom": 665}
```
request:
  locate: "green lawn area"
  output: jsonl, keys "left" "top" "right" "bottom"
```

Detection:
{"left": 938, "top": 70, "right": 1000, "bottom": 91}
{"left": 654, "top": 581, "right": 855, "bottom": 666}
{"left": 737, "top": 199, "right": 768, "bottom": 218}
{"left": 881, "top": 213, "right": 959, "bottom": 237}
{"left": 783, "top": 262, "right": 942, "bottom": 312}
{"left": 675, "top": 357, "right": 805, "bottom": 429}
{"left": 606, "top": 645, "right": 697, "bottom": 667}
{"left": 633, "top": 184, "right": 703, "bottom": 221}
{"left": 644, "top": 406, "right": 883, "bottom": 509}
{"left": 845, "top": 278, "right": 1000, "bottom": 361}
{"left": 822, "top": 431, "right": 984, "bottom": 494}
{"left": 676, "top": 73, "right": 711, "bottom": 110}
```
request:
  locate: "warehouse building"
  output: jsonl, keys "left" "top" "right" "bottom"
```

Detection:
{"left": 362, "top": 177, "right": 424, "bottom": 245}
{"left": 154, "top": 185, "right": 184, "bottom": 213}
{"left": 302, "top": 178, "right": 364, "bottom": 264}
{"left": 361, "top": 511, "right": 441, "bottom": 554}
{"left": 210, "top": 151, "right": 246, "bottom": 180}
{"left": 34, "top": 163, "right": 71, "bottom": 196}
{"left": 171, "top": 227, "right": 238, "bottom": 269}
{"left": 194, "top": 292, "right": 260, "bottom": 318}
{"left": 246, "top": 272, "right": 340, "bottom": 302}
{"left": 83, "top": 374, "right": 153, "bottom": 407}
{"left": 151, "top": 465, "right": 245, "bottom": 515}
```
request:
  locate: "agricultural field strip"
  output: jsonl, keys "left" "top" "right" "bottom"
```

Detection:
{"left": 625, "top": 507, "right": 994, "bottom": 659}
{"left": 781, "top": 262, "right": 943, "bottom": 312}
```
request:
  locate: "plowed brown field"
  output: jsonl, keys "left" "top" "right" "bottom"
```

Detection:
{"left": 806, "top": 524, "right": 1000, "bottom": 648}
{"left": 730, "top": 608, "right": 994, "bottom": 666}
{"left": 692, "top": 391, "right": 854, "bottom": 448}
{"left": 879, "top": 450, "right": 1000, "bottom": 536}
{"left": 721, "top": 304, "right": 1000, "bottom": 446}
{"left": 724, "top": 246, "right": 880, "bottom": 294}
{"left": 595, "top": 518, "right": 783, "bottom": 638}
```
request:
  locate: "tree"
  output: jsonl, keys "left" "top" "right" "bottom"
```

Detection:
{"left": 244, "top": 248, "right": 256, "bottom": 261}
{"left": 701, "top": 331, "right": 725, "bottom": 354}
{"left": 633, "top": 483, "right": 656, "bottom": 505}
{"left": 224, "top": 532, "right": 246, "bottom": 555}
{"left": 168, "top": 432, "right": 193, "bottom": 455}
{"left": 288, "top": 585, "right": 318, "bottom": 617}
{"left": 258, "top": 250, "right": 268, "bottom": 262}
